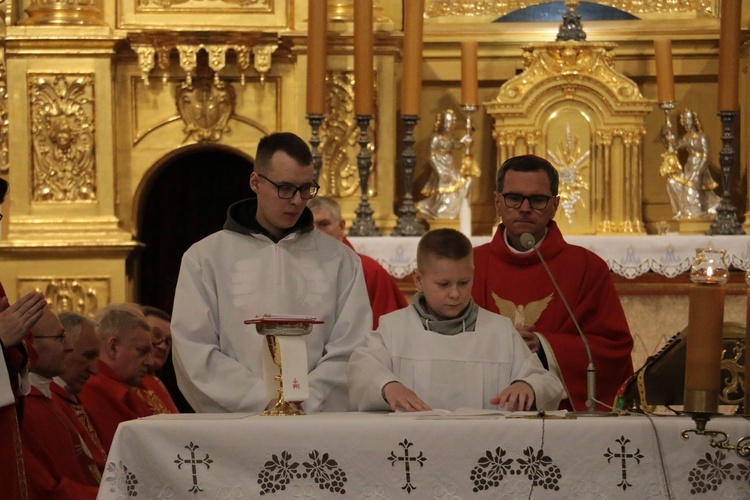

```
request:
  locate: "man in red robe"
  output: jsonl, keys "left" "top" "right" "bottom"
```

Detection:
{"left": 78, "top": 305, "right": 158, "bottom": 452}
{"left": 140, "top": 306, "right": 179, "bottom": 413}
{"left": 0, "top": 177, "right": 50, "bottom": 499}
{"left": 52, "top": 311, "right": 107, "bottom": 474}
{"left": 21, "top": 308, "right": 99, "bottom": 499}
{"left": 0, "top": 289, "right": 47, "bottom": 500}
{"left": 472, "top": 155, "right": 633, "bottom": 412}
{"left": 308, "top": 196, "right": 408, "bottom": 328}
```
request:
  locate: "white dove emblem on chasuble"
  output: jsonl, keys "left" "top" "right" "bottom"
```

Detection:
{"left": 491, "top": 292, "right": 553, "bottom": 328}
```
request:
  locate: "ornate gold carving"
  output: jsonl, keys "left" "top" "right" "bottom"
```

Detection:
{"left": 176, "top": 75, "right": 236, "bottom": 143}
{"left": 206, "top": 45, "right": 229, "bottom": 83}
{"left": 133, "top": 40, "right": 277, "bottom": 87}
{"left": 234, "top": 45, "right": 251, "bottom": 85}
{"left": 500, "top": 43, "right": 640, "bottom": 104}
{"left": 425, "top": 0, "right": 714, "bottom": 17}
{"left": 319, "top": 71, "right": 377, "bottom": 198}
{"left": 0, "top": 44, "right": 8, "bottom": 174}
{"left": 29, "top": 74, "right": 97, "bottom": 202}
{"left": 252, "top": 43, "right": 278, "bottom": 84}
{"left": 137, "top": 0, "right": 271, "bottom": 10}
{"left": 487, "top": 41, "right": 652, "bottom": 234}
{"left": 176, "top": 45, "right": 199, "bottom": 85}
{"left": 21, "top": 277, "right": 108, "bottom": 316}
{"left": 547, "top": 123, "right": 589, "bottom": 224}
{"left": 134, "top": 45, "right": 157, "bottom": 86}
{"left": 22, "top": 0, "right": 104, "bottom": 25}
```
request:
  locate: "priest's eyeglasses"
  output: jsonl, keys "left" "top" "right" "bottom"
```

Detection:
{"left": 500, "top": 193, "right": 555, "bottom": 210}
{"left": 258, "top": 173, "right": 320, "bottom": 200}
{"left": 35, "top": 332, "right": 67, "bottom": 344}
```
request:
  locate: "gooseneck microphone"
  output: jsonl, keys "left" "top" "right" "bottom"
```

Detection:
{"left": 520, "top": 232, "right": 597, "bottom": 413}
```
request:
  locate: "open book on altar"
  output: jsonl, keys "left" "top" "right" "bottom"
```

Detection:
{"left": 386, "top": 407, "right": 569, "bottom": 418}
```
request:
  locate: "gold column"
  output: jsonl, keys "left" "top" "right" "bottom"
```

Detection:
{"left": 21, "top": 0, "right": 104, "bottom": 26}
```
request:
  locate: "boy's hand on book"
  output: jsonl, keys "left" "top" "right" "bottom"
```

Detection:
{"left": 491, "top": 381, "right": 535, "bottom": 411}
{"left": 382, "top": 381, "right": 432, "bottom": 412}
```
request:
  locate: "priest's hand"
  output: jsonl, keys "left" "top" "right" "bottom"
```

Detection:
{"left": 0, "top": 292, "right": 47, "bottom": 349}
{"left": 491, "top": 381, "right": 535, "bottom": 411}
{"left": 382, "top": 381, "right": 431, "bottom": 412}
{"left": 517, "top": 325, "right": 540, "bottom": 353}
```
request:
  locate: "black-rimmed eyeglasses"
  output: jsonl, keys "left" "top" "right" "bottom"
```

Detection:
{"left": 35, "top": 333, "right": 67, "bottom": 344}
{"left": 258, "top": 173, "right": 319, "bottom": 200}
{"left": 500, "top": 193, "right": 556, "bottom": 210}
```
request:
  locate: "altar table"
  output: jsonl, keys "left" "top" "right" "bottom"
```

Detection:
{"left": 349, "top": 235, "right": 750, "bottom": 279}
{"left": 98, "top": 412, "right": 750, "bottom": 499}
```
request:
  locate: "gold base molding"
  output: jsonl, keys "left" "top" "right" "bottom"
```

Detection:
{"left": 674, "top": 218, "right": 713, "bottom": 234}
{"left": 20, "top": 3, "right": 104, "bottom": 26}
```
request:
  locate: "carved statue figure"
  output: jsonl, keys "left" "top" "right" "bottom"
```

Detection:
{"left": 660, "top": 109, "right": 720, "bottom": 219}
{"left": 417, "top": 110, "right": 470, "bottom": 219}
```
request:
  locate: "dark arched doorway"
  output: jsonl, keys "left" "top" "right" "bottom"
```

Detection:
{"left": 136, "top": 146, "right": 255, "bottom": 312}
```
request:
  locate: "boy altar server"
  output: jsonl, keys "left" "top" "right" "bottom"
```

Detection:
{"left": 348, "top": 228, "right": 563, "bottom": 412}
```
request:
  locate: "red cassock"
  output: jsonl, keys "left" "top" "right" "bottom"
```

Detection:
{"left": 343, "top": 238, "right": 408, "bottom": 328}
{"left": 21, "top": 386, "right": 100, "bottom": 500}
{"left": 0, "top": 281, "right": 29, "bottom": 500}
{"left": 50, "top": 382, "right": 107, "bottom": 474}
{"left": 472, "top": 222, "right": 634, "bottom": 412}
{"left": 141, "top": 373, "right": 179, "bottom": 414}
{"left": 78, "top": 360, "right": 175, "bottom": 452}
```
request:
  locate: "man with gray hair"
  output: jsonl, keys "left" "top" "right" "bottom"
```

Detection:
{"left": 51, "top": 311, "right": 106, "bottom": 474}
{"left": 78, "top": 304, "right": 172, "bottom": 452}
{"left": 22, "top": 307, "right": 100, "bottom": 498}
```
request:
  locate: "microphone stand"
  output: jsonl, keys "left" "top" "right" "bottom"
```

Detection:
{"left": 521, "top": 233, "right": 597, "bottom": 413}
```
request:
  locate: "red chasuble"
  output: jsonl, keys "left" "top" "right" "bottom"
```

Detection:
{"left": 472, "top": 222, "right": 634, "bottom": 412}
{"left": 78, "top": 360, "right": 170, "bottom": 452}
{"left": 343, "top": 238, "right": 408, "bottom": 328}
{"left": 140, "top": 373, "right": 179, "bottom": 414}
{"left": 21, "top": 386, "right": 100, "bottom": 499}
{"left": 0, "top": 281, "right": 29, "bottom": 500}
{"left": 50, "top": 382, "right": 107, "bottom": 474}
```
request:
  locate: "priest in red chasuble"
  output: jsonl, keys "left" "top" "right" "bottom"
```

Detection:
{"left": 78, "top": 305, "right": 175, "bottom": 453}
{"left": 308, "top": 196, "right": 408, "bottom": 328}
{"left": 52, "top": 311, "right": 107, "bottom": 474}
{"left": 21, "top": 308, "right": 100, "bottom": 499}
{"left": 472, "top": 155, "right": 633, "bottom": 412}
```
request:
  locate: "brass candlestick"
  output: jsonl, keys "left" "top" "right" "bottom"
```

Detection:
{"left": 392, "top": 114, "right": 426, "bottom": 236}
{"left": 708, "top": 110, "right": 744, "bottom": 235}
{"left": 349, "top": 114, "right": 381, "bottom": 236}
{"left": 307, "top": 114, "right": 324, "bottom": 183}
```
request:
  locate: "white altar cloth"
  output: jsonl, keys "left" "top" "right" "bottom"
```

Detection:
{"left": 98, "top": 412, "right": 750, "bottom": 499}
{"left": 349, "top": 234, "right": 750, "bottom": 279}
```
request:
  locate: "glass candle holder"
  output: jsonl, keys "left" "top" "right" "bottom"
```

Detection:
{"left": 690, "top": 248, "right": 729, "bottom": 285}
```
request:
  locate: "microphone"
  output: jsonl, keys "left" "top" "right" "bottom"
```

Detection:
{"left": 520, "top": 232, "right": 597, "bottom": 413}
